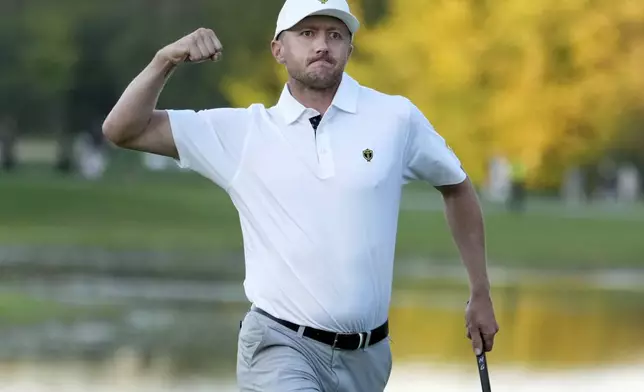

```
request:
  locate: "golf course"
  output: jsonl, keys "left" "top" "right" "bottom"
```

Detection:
{"left": 3, "top": 157, "right": 643, "bottom": 270}
{"left": 1, "top": 156, "right": 643, "bottom": 391}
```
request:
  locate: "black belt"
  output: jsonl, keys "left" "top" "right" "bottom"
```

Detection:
{"left": 252, "top": 307, "right": 389, "bottom": 350}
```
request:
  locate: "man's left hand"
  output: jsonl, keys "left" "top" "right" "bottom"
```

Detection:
{"left": 465, "top": 292, "right": 499, "bottom": 356}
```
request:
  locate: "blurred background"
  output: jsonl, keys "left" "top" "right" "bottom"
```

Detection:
{"left": 1, "top": 0, "right": 643, "bottom": 390}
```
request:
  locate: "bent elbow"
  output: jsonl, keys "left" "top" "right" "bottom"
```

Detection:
{"left": 101, "top": 119, "right": 127, "bottom": 147}
{"left": 101, "top": 119, "right": 117, "bottom": 142}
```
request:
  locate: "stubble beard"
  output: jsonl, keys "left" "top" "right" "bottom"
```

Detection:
{"left": 292, "top": 65, "right": 344, "bottom": 91}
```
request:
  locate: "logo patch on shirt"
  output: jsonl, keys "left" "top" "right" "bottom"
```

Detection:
{"left": 319, "top": 0, "right": 329, "bottom": 3}
{"left": 362, "top": 149, "right": 373, "bottom": 162}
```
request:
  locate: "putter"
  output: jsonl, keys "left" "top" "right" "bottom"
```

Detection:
{"left": 475, "top": 346, "right": 492, "bottom": 392}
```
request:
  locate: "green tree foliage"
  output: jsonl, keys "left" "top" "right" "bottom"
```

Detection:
{"left": 0, "top": 0, "right": 285, "bottom": 134}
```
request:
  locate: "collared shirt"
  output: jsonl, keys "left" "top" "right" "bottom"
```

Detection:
{"left": 167, "top": 72, "right": 466, "bottom": 333}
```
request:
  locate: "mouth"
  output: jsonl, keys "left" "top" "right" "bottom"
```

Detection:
{"left": 310, "top": 61, "right": 334, "bottom": 69}
{"left": 309, "top": 58, "right": 334, "bottom": 66}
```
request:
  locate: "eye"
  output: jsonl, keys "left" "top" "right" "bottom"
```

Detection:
{"left": 330, "top": 32, "right": 343, "bottom": 40}
{"left": 301, "top": 30, "right": 314, "bottom": 37}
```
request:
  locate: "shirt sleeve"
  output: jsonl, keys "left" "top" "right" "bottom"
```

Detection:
{"left": 402, "top": 100, "right": 467, "bottom": 186}
{"left": 167, "top": 107, "right": 251, "bottom": 190}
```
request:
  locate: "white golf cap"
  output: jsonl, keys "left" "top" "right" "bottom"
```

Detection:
{"left": 274, "top": 0, "right": 360, "bottom": 41}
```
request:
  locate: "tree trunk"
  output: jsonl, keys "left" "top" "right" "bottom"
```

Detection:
{"left": 0, "top": 116, "right": 17, "bottom": 171}
{"left": 53, "top": 101, "right": 74, "bottom": 173}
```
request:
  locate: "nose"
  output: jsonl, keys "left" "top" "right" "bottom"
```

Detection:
{"left": 313, "top": 34, "right": 330, "bottom": 54}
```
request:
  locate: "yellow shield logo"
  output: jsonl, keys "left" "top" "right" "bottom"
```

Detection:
{"left": 363, "top": 149, "right": 373, "bottom": 162}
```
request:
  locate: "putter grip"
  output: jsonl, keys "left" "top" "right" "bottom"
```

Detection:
{"left": 476, "top": 352, "right": 492, "bottom": 392}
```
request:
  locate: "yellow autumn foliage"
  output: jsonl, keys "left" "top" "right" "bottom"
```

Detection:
{"left": 223, "top": 0, "right": 644, "bottom": 188}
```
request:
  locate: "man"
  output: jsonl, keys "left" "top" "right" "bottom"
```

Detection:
{"left": 102, "top": 0, "right": 499, "bottom": 390}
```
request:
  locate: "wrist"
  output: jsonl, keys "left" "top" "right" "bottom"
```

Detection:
{"left": 469, "top": 282, "right": 491, "bottom": 298}
{"left": 151, "top": 51, "right": 178, "bottom": 77}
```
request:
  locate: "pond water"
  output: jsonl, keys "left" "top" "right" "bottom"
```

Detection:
{"left": 0, "top": 269, "right": 642, "bottom": 391}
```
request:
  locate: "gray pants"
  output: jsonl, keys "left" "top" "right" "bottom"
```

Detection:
{"left": 237, "top": 308, "right": 393, "bottom": 391}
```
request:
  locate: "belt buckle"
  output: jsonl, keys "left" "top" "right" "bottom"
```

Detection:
{"left": 356, "top": 331, "right": 372, "bottom": 350}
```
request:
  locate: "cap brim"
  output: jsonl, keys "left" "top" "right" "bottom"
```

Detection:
{"left": 274, "top": 9, "right": 360, "bottom": 40}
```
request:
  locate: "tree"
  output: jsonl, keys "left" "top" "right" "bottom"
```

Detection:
{"left": 222, "top": 0, "right": 644, "bottom": 188}
{"left": 351, "top": 0, "right": 644, "bottom": 187}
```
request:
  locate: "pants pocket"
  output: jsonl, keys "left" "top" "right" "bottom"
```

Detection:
{"left": 238, "top": 312, "right": 270, "bottom": 367}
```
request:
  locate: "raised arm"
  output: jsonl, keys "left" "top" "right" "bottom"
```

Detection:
{"left": 102, "top": 28, "right": 223, "bottom": 158}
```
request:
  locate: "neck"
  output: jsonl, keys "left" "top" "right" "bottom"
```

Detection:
{"left": 287, "top": 77, "right": 341, "bottom": 115}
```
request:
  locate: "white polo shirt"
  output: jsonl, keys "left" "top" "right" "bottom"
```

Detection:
{"left": 167, "top": 72, "right": 466, "bottom": 333}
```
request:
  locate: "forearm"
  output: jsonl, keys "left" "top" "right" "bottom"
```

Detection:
{"left": 441, "top": 180, "right": 490, "bottom": 295}
{"left": 102, "top": 53, "right": 176, "bottom": 145}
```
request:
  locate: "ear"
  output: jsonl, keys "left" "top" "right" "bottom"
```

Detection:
{"left": 271, "top": 39, "right": 286, "bottom": 64}
{"left": 348, "top": 44, "right": 354, "bottom": 58}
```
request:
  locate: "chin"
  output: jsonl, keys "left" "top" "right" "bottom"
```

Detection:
{"left": 306, "top": 71, "right": 342, "bottom": 89}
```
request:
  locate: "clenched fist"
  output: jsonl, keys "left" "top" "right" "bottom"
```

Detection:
{"left": 157, "top": 28, "right": 223, "bottom": 65}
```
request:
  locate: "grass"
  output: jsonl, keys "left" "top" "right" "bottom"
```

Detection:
{"left": 1, "top": 160, "right": 644, "bottom": 269}
{"left": 397, "top": 203, "right": 644, "bottom": 269}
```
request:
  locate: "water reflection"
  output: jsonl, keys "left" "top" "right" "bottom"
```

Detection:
{"left": 0, "top": 272, "right": 643, "bottom": 390}
{"left": 390, "top": 281, "right": 644, "bottom": 368}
